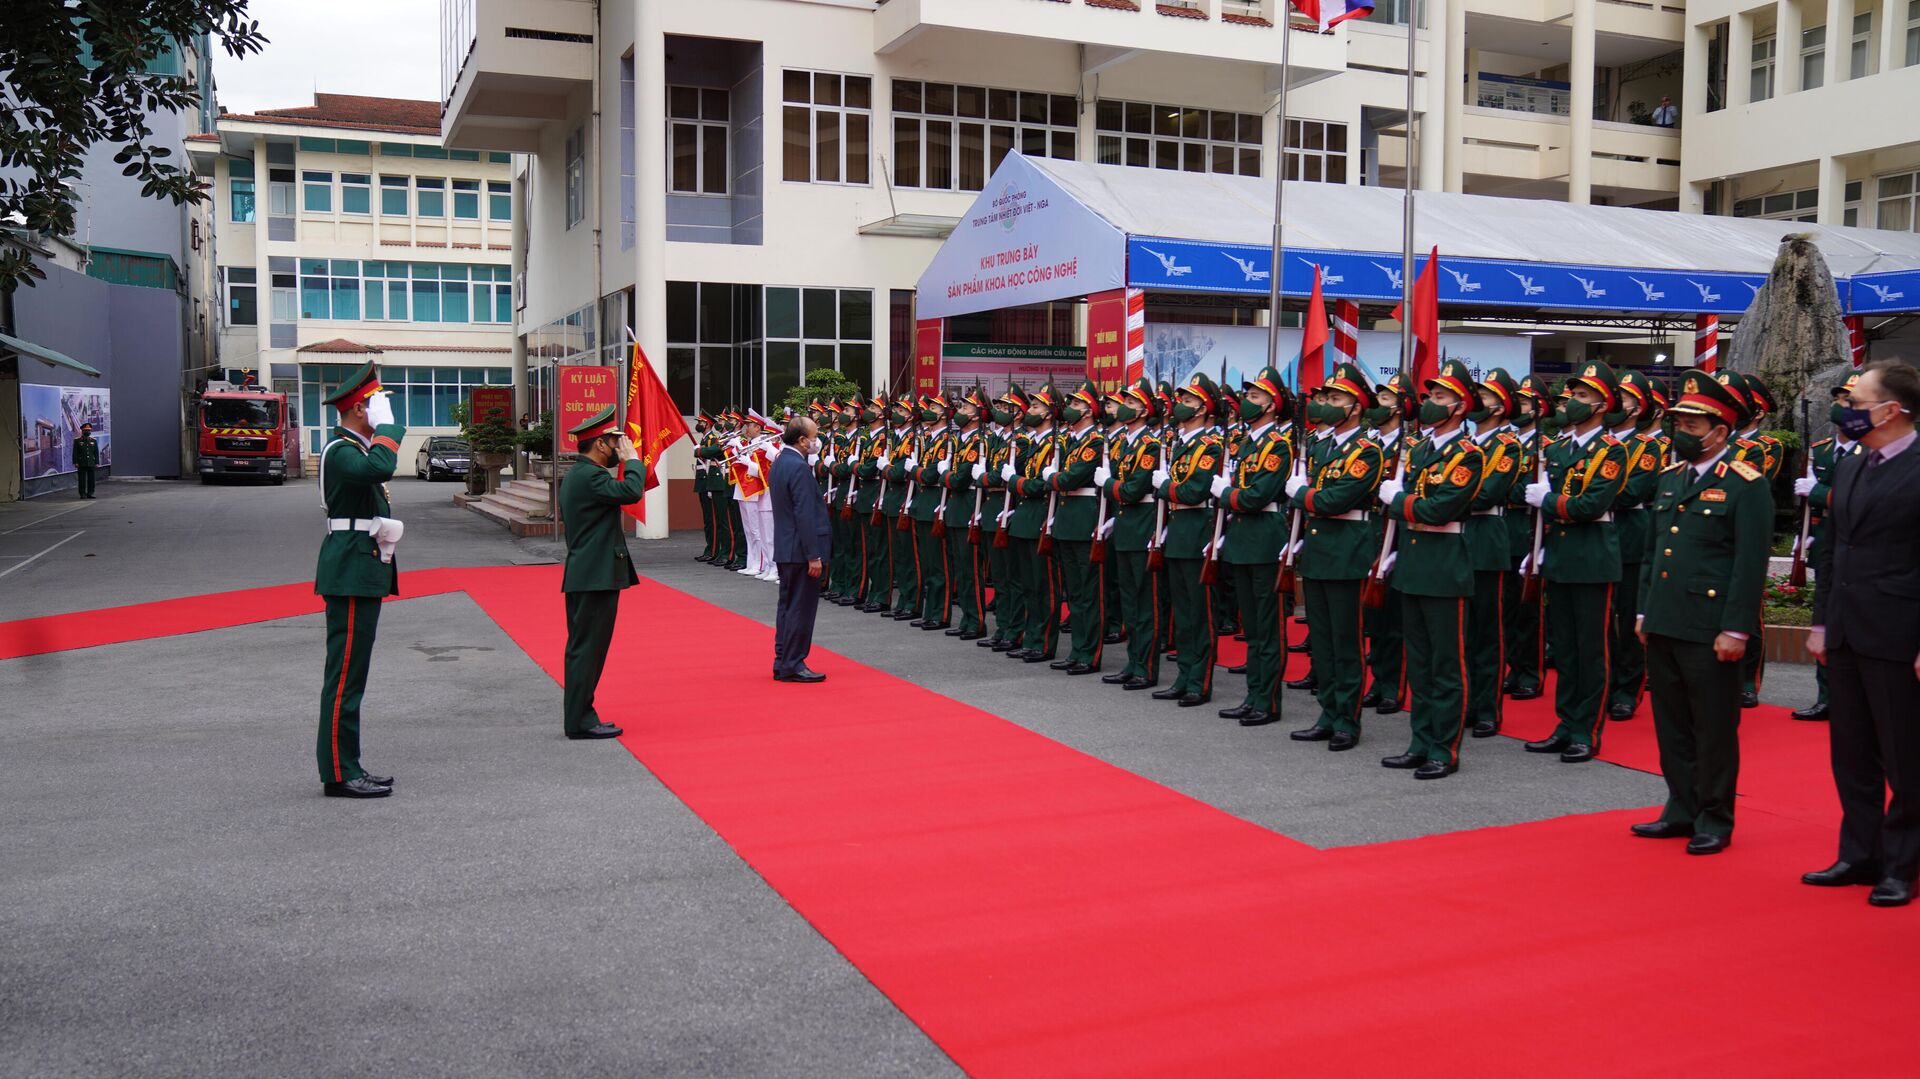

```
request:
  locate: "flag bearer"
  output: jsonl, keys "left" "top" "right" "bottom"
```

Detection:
{"left": 1216, "top": 366, "right": 1294, "bottom": 726}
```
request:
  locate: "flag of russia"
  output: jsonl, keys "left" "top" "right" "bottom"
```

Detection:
{"left": 1289, "top": 0, "right": 1375, "bottom": 32}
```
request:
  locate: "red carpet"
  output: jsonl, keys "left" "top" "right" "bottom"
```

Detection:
{"left": 7, "top": 566, "right": 1914, "bottom": 1075}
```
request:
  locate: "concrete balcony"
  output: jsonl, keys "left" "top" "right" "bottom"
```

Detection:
{"left": 1682, "top": 65, "right": 1920, "bottom": 186}
{"left": 1381, "top": 105, "right": 1680, "bottom": 203}
{"left": 440, "top": 0, "right": 595, "bottom": 152}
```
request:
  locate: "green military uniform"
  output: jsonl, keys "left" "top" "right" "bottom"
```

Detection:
{"left": 1290, "top": 367, "right": 1385, "bottom": 747}
{"left": 1007, "top": 387, "right": 1064, "bottom": 662}
{"left": 1719, "top": 371, "right": 1783, "bottom": 706}
{"left": 825, "top": 403, "right": 860, "bottom": 601}
{"left": 1152, "top": 375, "right": 1225, "bottom": 706}
{"left": 909, "top": 397, "right": 953, "bottom": 628}
{"left": 884, "top": 409, "right": 922, "bottom": 619}
{"left": 1638, "top": 372, "right": 1772, "bottom": 842}
{"left": 1040, "top": 383, "right": 1108, "bottom": 672}
{"left": 1363, "top": 378, "right": 1413, "bottom": 712}
{"left": 852, "top": 408, "right": 893, "bottom": 612}
{"left": 1607, "top": 374, "right": 1667, "bottom": 719}
{"left": 73, "top": 428, "right": 100, "bottom": 498}
{"left": 979, "top": 399, "right": 1024, "bottom": 649}
{"left": 313, "top": 361, "right": 404, "bottom": 795}
{"left": 942, "top": 394, "right": 991, "bottom": 639}
{"left": 559, "top": 405, "right": 648, "bottom": 737}
{"left": 693, "top": 415, "right": 744, "bottom": 569}
{"left": 1380, "top": 365, "right": 1486, "bottom": 776}
{"left": 1100, "top": 380, "right": 1165, "bottom": 688}
{"left": 1218, "top": 367, "right": 1294, "bottom": 723}
{"left": 1465, "top": 370, "right": 1523, "bottom": 738}
{"left": 691, "top": 413, "right": 719, "bottom": 561}
{"left": 1503, "top": 379, "right": 1551, "bottom": 699}
{"left": 1528, "top": 363, "right": 1631, "bottom": 760}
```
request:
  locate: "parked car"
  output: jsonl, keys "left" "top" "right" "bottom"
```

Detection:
{"left": 415, "top": 437, "right": 473, "bottom": 481}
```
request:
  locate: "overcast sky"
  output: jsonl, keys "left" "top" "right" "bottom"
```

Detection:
{"left": 211, "top": 0, "right": 441, "bottom": 113}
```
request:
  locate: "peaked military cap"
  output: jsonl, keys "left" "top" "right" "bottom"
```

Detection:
{"left": 1516, "top": 372, "right": 1549, "bottom": 404}
{"left": 1245, "top": 365, "right": 1289, "bottom": 406}
{"left": 1478, "top": 368, "right": 1520, "bottom": 418}
{"left": 1563, "top": 360, "right": 1621, "bottom": 411}
{"left": 1064, "top": 380, "right": 1101, "bottom": 415}
{"left": 1672, "top": 369, "right": 1751, "bottom": 428}
{"left": 1833, "top": 372, "right": 1861, "bottom": 397}
{"left": 322, "top": 359, "right": 384, "bottom": 410}
{"left": 1179, "top": 370, "right": 1219, "bottom": 412}
{"left": 1426, "top": 358, "right": 1476, "bottom": 403}
{"left": 1323, "top": 362, "right": 1374, "bottom": 407}
{"left": 568, "top": 404, "right": 619, "bottom": 442}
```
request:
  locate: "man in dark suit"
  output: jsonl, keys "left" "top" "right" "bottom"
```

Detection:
{"left": 1807, "top": 360, "right": 1920, "bottom": 907}
{"left": 771, "top": 417, "right": 831, "bottom": 683}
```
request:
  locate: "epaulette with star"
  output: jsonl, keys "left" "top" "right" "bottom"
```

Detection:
{"left": 1728, "top": 459, "right": 1763, "bottom": 482}
{"left": 1813, "top": 437, "right": 1833, "bottom": 449}
{"left": 1661, "top": 459, "right": 1688, "bottom": 474}
{"left": 1600, "top": 433, "right": 1622, "bottom": 447}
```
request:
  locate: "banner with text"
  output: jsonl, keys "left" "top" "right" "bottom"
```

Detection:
{"left": 939, "top": 343, "right": 1086, "bottom": 394}
{"left": 914, "top": 318, "right": 944, "bottom": 397}
{"left": 556, "top": 364, "right": 620, "bottom": 454}
{"left": 1084, "top": 289, "right": 1131, "bottom": 394}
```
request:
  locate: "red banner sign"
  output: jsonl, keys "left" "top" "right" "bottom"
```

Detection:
{"left": 556, "top": 364, "right": 620, "bottom": 454}
{"left": 1085, "top": 289, "right": 1129, "bottom": 394}
{"left": 469, "top": 386, "right": 513, "bottom": 426}
{"left": 914, "top": 318, "right": 943, "bottom": 395}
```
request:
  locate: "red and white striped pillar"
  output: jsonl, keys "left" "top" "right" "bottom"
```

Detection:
{"left": 1846, "top": 315, "right": 1866, "bottom": 368}
{"left": 1332, "top": 299, "right": 1360, "bottom": 367}
{"left": 1693, "top": 313, "right": 1718, "bottom": 372}
{"left": 1124, "top": 288, "right": 1147, "bottom": 384}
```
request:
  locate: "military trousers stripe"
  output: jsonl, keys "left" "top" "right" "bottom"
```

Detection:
{"left": 1403, "top": 592, "right": 1470, "bottom": 765}
{"left": 1115, "top": 549, "right": 1161, "bottom": 683}
{"left": 1304, "top": 578, "right": 1366, "bottom": 735}
{"left": 1227, "top": 560, "right": 1282, "bottom": 713}
{"left": 1547, "top": 580, "right": 1615, "bottom": 748}
{"left": 318, "top": 595, "right": 382, "bottom": 784}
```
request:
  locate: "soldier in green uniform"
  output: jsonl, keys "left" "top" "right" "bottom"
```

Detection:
{"left": 883, "top": 395, "right": 922, "bottom": 620}
{"left": 73, "top": 422, "right": 100, "bottom": 498}
{"left": 941, "top": 388, "right": 990, "bottom": 640}
{"left": 1215, "top": 367, "right": 1294, "bottom": 725}
{"left": 1363, "top": 374, "right": 1412, "bottom": 715}
{"left": 1035, "top": 382, "right": 1109, "bottom": 674}
{"left": 853, "top": 395, "right": 894, "bottom": 613}
{"left": 1213, "top": 384, "right": 1246, "bottom": 641}
{"left": 981, "top": 388, "right": 1028, "bottom": 652}
{"left": 1504, "top": 374, "right": 1550, "bottom": 701}
{"left": 909, "top": 394, "right": 953, "bottom": 629}
{"left": 1285, "top": 386, "right": 1333, "bottom": 693}
{"left": 1607, "top": 372, "right": 1667, "bottom": 720}
{"left": 1099, "top": 393, "right": 1127, "bottom": 646}
{"left": 1790, "top": 374, "right": 1865, "bottom": 720}
{"left": 1376, "top": 359, "right": 1487, "bottom": 777}
{"left": 692, "top": 411, "right": 719, "bottom": 562}
{"left": 1721, "top": 371, "right": 1784, "bottom": 709}
{"left": 1006, "top": 383, "right": 1065, "bottom": 663}
{"left": 1464, "top": 370, "right": 1522, "bottom": 739}
{"left": 1151, "top": 373, "right": 1226, "bottom": 706}
{"left": 313, "top": 361, "right": 404, "bottom": 798}
{"left": 1100, "top": 379, "right": 1165, "bottom": 690}
{"left": 1286, "top": 364, "right": 1384, "bottom": 750}
{"left": 824, "top": 399, "right": 859, "bottom": 604}
{"left": 557, "top": 404, "right": 648, "bottom": 740}
{"left": 1521, "top": 362, "right": 1631, "bottom": 764}
{"left": 1631, "top": 372, "right": 1773, "bottom": 854}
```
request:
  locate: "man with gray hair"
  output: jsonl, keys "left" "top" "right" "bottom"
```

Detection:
{"left": 770, "top": 416, "right": 831, "bottom": 682}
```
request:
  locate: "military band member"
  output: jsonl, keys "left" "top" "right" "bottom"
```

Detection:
{"left": 558, "top": 405, "right": 648, "bottom": 741}
{"left": 314, "top": 360, "right": 404, "bottom": 798}
{"left": 1287, "top": 364, "right": 1384, "bottom": 750}
{"left": 1522, "top": 362, "right": 1631, "bottom": 764}
{"left": 1006, "top": 383, "right": 1064, "bottom": 662}
{"left": 1504, "top": 374, "right": 1549, "bottom": 701}
{"left": 853, "top": 395, "right": 893, "bottom": 613}
{"left": 1607, "top": 371, "right": 1667, "bottom": 720}
{"left": 909, "top": 394, "right": 952, "bottom": 629}
{"left": 943, "top": 388, "right": 991, "bottom": 640}
{"left": 1099, "top": 379, "right": 1166, "bottom": 690}
{"left": 1151, "top": 373, "right": 1226, "bottom": 706}
{"left": 1465, "top": 369, "right": 1523, "bottom": 738}
{"left": 883, "top": 395, "right": 922, "bottom": 620}
{"left": 1215, "top": 367, "right": 1294, "bottom": 726}
{"left": 981, "top": 388, "right": 1029, "bottom": 651}
{"left": 1790, "top": 374, "right": 1866, "bottom": 720}
{"left": 1632, "top": 373, "right": 1772, "bottom": 854}
{"left": 1363, "top": 374, "right": 1411, "bottom": 715}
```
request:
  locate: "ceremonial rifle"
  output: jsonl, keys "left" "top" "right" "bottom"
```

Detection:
{"left": 1361, "top": 418, "right": 1412, "bottom": 610}
{"left": 1521, "top": 418, "right": 1547, "bottom": 604}
{"left": 931, "top": 421, "right": 953, "bottom": 540}
{"left": 1199, "top": 358, "right": 1231, "bottom": 585}
{"left": 1146, "top": 425, "right": 1170, "bottom": 570}
{"left": 1789, "top": 398, "right": 1814, "bottom": 589}
{"left": 1277, "top": 386, "right": 1309, "bottom": 596}
{"left": 870, "top": 428, "right": 890, "bottom": 527}
{"left": 895, "top": 425, "right": 917, "bottom": 534}
{"left": 1089, "top": 431, "right": 1110, "bottom": 566}
{"left": 1037, "top": 423, "right": 1061, "bottom": 557}
{"left": 967, "top": 429, "right": 985, "bottom": 548}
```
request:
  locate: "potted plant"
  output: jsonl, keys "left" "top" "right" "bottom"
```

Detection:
{"left": 1761, "top": 572, "right": 1814, "bottom": 664}
{"left": 516, "top": 410, "right": 556, "bottom": 480}
{"left": 458, "top": 401, "right": 518, "bottom": 495}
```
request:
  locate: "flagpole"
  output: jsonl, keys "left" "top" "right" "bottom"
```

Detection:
{"left": 1399, "top": 1, "right": 1418, "bottom": 383}
{"left": 1264, "top": 10, "right": 1295, "bottom": 383}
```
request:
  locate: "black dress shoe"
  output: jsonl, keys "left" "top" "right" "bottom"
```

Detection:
{"left": 362, "top": 772, "right": 394, "bottom": 787}
{"left": 567, "top": 724, "right": 625, "bottom": 740}
{"left": 323, "top": 777, "right": 392, "bottom": 798}
{"left": 1471, "top": 721, "right": 1501, "bottom": 739}
{"left": 991, "top": 640, "right": 1019, "bottom": 653}
{"left": 1122, "top": 679, "right": 1157, "bottom": 691}
{"left": 1375, "top": 697, "right": 1403, "bottom": 716}
{"left": 1023, "top": 652, "right": 1054, "bottom": 664}
{"left": 1238, "top": 712, "right": 1279, "bottom": 727}
{"left": 1227, "top": 664, "right": 1248, "bottom": 675}
{"left": 1560, "top": 743, "right": 1597, "bottom": 764}
{"left": 921, "top": 622, "right": 951, "bottom": 631}
{"left": 1361, "top": 687, "right": 1384, "bottom": 708}
{"left": 1151, "top": 687, "right": 1186, "bottom": 701}
{"left": 1610, "top": 703, "right": 1635, "bottom": 720}
{"left": 1630, "top": 820, "right": 1691, "bottom": 839}
{"left": 890, "top": 610, "right": 916, "bottom": 621}
{"left": 1414, "top": 760, "right": 1457, "bottom": 780}
{"left": 908, "top": 618, "right": 929, "bottom": 628}
{"left": 1049, "top": 658, "right": 1076, "bottom": 670}
{"left": 1290, "top": 726, "right": 1333, "bottom": 742}
{"left": 821, "top": 590, "right": 838, "bottom": 600}
{"left": 1792, "top": 703, "right": 1830, "bottom": 721}
{"left": 1177, "top": 693, "right": 1209, "bottom": 707}
{"left": 1381, "top": 753, "right": 1424, "bottom": 769}
{"left": 696, "top": 554, "right": 714, "bottom": 563}
{"left": 1219, "top": 704, "right": 1257, "bottom": 720}
{"left": 1103, "top": 632, "right": 1125, "bottom": 645}
{"left": 1686, "top": 834, "right": 1731, "bottom": 856}
{"left": 1802, "top": 860, "right": 1881, "bottom": 886}
{"left": 1525, "top": 733, "right": 1572, "bottom": 754}
{"left": 1868, "top": 878, "right": 1915, "bottom": 907}
{"left": 1102, "top": 672, "right": 1131, "bottom": 684}
{"left": 1508, "top": 686, "right": 1543, "bottom": 701}
{"left": 1286, "top": 675, "right": 1319, "bottom": 691}
{"left": 1287, "top": 642, "right": 1309, "bottom": 653}
{"left": 1328, "top": 732, "right": 1359, "bottom": 752}
{"left": 858, "top": 602, "right": 885, "bottom": 613}
{"left": 944, "top": 625, "right": 967, "bottom": 636}
{"left": 835, "top": 596, "right": 858, "bottom": 607}
{"left": 958, "top": 630, "right": 985, "bottom": 641}
{"left": 979, "top": 637, "right": 1006, "bottom": 648}
{"left": 1741, "top": 690, "right": 1759, "bottom": 709}
{"left": 776, "top": 669, "right": 827, "bottom": 684}
{"left": 1066, "top": 663, "right": 1100, "bottom": 675}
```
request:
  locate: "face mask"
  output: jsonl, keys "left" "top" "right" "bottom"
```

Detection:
{"left": 991, "top": 407, "right": 1014, "bottom": 425}
{"left": 1116, "top": 403, "right": 1140, "bottom": 423}
{"left": 1097, "top": 410, "right": 1115, "bottom": 428}
{"left": 863, "top": 409, "right": 879, "bottom": 423}
{"left": 1602, "top": 409, "right": 1629, "bottom": 428}
{"left": 1558, "top": 398, "right": 1595, "bottom": 426}
{"left": 1364, "top": 405, "right": 1395, "bottom": 427}
{"left": 1669, "top": 428, "right": 1722, "bottom": 462}
{"left": 1418, "top": 400, "right": 1455, "bottom": 426}
{"left": 1635, "top": 410, "right": 1660, "bottom": 433}
{"left": 1238, "top": 397, "right": 1266, "bottom": 422}
{"left": 1308, "top": 402, "right": 1345, "bottom": 426}
{"left": 1835, "top": 403, "right": 1887, "bottom": 440}
{"left": 1022, "top": 412, "right": 1046, "bottom": 428}
{"left": 1171, "top": 402, "right": 1200, "bottom": 423}
{"left": 1830, "top": 402, "right": 1850, "bottom": 427}
{"left": 1466, "top": 406, "right": 1495, "bottom": 425}
{"left": 1061, "top": 406, "right": 1083, "bottom": 424}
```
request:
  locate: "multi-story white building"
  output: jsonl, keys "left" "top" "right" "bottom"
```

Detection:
{"left": 187, "top": 94, "right": 519, "bottom": 462}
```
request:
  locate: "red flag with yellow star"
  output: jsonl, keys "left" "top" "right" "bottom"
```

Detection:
{"left": 620, "top": 341, "right": 692, "bottom": 522}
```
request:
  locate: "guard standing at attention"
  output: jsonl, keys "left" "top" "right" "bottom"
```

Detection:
{"left": 853, "top": 394, "right": 893, "bottom": 613}
{"left": 1607, "top": 371, "right": 1667, "bottom": 721}
{"left": 1216, "top": 366, "right": 1294, "bottom": 726}
{"left": 979, "top": 389, "right": 1027, "bottom": 651}
{"left": 1286, "top": 363, "right": 1384, "bottom": 751}
{"left": 1376, "top": 359, "right": 1486, "bottom": 778}
{"left": 1362, "top": 374, "right": 1412, "bottom": 716}
{"left": 73, "top": 422, "right": 100, "bottom": 498}
{"left": 1005, "top": 382, "right": 1063, "bottom": 663}
{"left": 883, "top": 394, "right": 922, "bottom": 620}
{"left": 1041, "top": 382, "right": 1109, "bottom": 675}
{"left": 692, "top": 411, "right": 719, "bottom": 562}
{"left": 942, "top": 388, "right": 991, "bottom": 640}
{"left": 1726, "top": 371, "right": 1784, "bottom": 709}
{"left": 1632, "top": 372, "right": 1772, "bottom": 855}
{"left": 909, "top": 394, "right": 953, "bottom": 630}
{"left": 314, "top": 360, "right": 404, "bottom": 799}
{"left": 558, "top": 404, "right": 648, "bottom": 741}
{"left": 1152, "top": 372, "right": 1226, "bottom": 707}
{"left": 1464, "top": 369, "right": 1522, "bottom": 738}
{"left": 1099, "top": 379, "right": 1165, "bottom": 690}
{"left": 1503, "top": 375, "right": 1550, "bottom": 701}
{"left": 1522, "top": 362, "right": 1630, "bottom": 764}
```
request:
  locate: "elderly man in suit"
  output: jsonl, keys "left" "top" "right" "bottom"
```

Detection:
{"left": 1807, "top": 360, "right": 1920, "bottom": 907}
{"left": 771, "top": 416, "right": 832, "bottom": 683}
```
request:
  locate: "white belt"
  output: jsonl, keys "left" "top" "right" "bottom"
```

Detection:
{"left": 1472, "top": 507, "right": 1505, "bottom": 517}
{"left": 1326, "top": 510, "right": 1365, "bottom": 522}
{"left": 327, "top": 518, "right": 378, "bottom": 533}
{"left": 1063, "top": 489, "right": 1098, "bottom": 498}
{"left": 1411, "top": 521, "right": 1464, "bottom": 534}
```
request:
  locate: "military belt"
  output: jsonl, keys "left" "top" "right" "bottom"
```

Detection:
{"left": 1471, "top": 507, "right": 1505, "bottom": 517}
{"left": 1062, "top": 489, "right": 1098, "bottom": 498}
{"left": 1411, "top": 521, "right": 1464, "bottom": 534}
{"left": 1326, "top": 510, "right": 1365, "bottom": 522}
{"left": 326, "top": 518, "right": 378, "bottom": 534}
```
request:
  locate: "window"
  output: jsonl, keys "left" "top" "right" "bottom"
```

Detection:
{"left": 1284, "top": 119, "right": 1348, "bottom": 184}
{"left": 453, "top": 179, "right": 480, "bottom": 219}
{"left": 1751, "top": 36, "right": 1776, "bottom": 101}
{"left": 621, "top": 54, "right": 636, "bottom": 249}
{"left": 1731, "top": 183, "right": 1859, "bottom": 224}
{"left": 223, "top": 267, "right": 257, "bottom": 326}
{"left": 380, "top": 175, "right": 409, "bottom": 216}
{"left": 781, "top": 70, "right": 872, "bottom": 184}
{"left": 566, "top": 125, "right": 587, "bottom": 227}
{"left": 669, "top": 85, "right": 731, "bottom": 195}
{"left": 1909, "top": 0, "right": 1920, "bottom": 67}
{"left": 1877, "top": 170, "right": 1920, "bottom": 231}
{"left": 303, "top": 364, "right": 510, "bottom": 443}
{"left": 892, "top": 82, "right": 1076, "bottom": 192}
{"left": 302, "top": 171, "right": 333, "bottom": 212}
{"left": 359, "top": 262, "right": 511, "bottom": 323}
{"left": 268, "top": 168, "right": 296, "bottom": 216}
{"left": 764, "top": 286, "right": 872, "bottom": 404}
{"left": 488, "top": 181, "right": 512, "bottom": 221}
{"left": 1852, "top": 12, "right": 1874, "bottom": 79}
{"left": 1095, "top": 99, "right": 1262, "bottom": 177}
{"left": 1801, "top": 25, "right": 1825, "bottom": 90}
{"left": 341, "top": 173, "right": 371, "bottom": 214}
{"left": 230, "top": 178, "right": 256, "bottom": 222}
{"left": 417, "top": 177, "right": 446, "bottom": 218}
{"left": 298, "top": 258, "right": 361, "bottom": 320}
{"left": 270, "top": 273, "right": 297, "bottom": 322}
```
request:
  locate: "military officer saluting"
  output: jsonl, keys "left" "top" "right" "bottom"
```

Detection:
{"left": 558, "top": 405, "right": 649, "bottom": 740}
{"left": 1631, "top": 372, "right": 1772, "bottom": 855}
{"left": 314, "top": 361, "right": 404, "bottom": 798}
{"left": 1215, "top": 366, "right": 1294, "bottom": 726}
{"left": 1790, "top": 374, "right": 1867, "bottom": 721}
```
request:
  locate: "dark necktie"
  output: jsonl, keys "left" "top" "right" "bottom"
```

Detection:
{"left": 1868, "top": 450, "right": 1885, "bottom": 470}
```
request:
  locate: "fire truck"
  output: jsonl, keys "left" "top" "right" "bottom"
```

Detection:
{"left": 196, "top": 382, "right": 301, "bottom": 484}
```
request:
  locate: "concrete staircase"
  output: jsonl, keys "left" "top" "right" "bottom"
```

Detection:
{"left": 456, "top": 476, "right": 562, "bottom": 537}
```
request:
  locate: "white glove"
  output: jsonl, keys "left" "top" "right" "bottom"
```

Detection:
{"left": 1793, "top": 476, "right": 1817, "bottom": 497}
{"left": 937, "top": 459, "right": 950, "bottom": 475}
{"left": 1151, "top": 468, "right": 1170, "bottom": 488}
{"left": 823, "top": 454, "right": 836, "bottom": 468}
{"left": 971, "top": 462, "right": 986, "bottom": 481}
{"left": 1377, "top": 479, "right": 1404, "bottom": 505}
{"left": 365, "top": 391, "right": 395, "bottom": 428}
{"left": 372, "top": 516, "right": 403, "bottom": 564}
{"left": 905, "top": 455, "right": 919, "bottom": 471}
{"left": 744, "top": 458, "right": 761, "bottom": 478}
{"left": 999, "top": 463, "right": 1015, "bottom": 482}
{"left": 1285, "top": 475, "right": 1309, "bottom": 499}
{"left": 1209, "top": 475, "right": 1231, "bottom": 499}
{"left": 878, "top": 452, "right": 891, "bottom": 468}
{"left": 807, "top": 453, "right": 819, "bottom": 467}
{"left": 1096, "top": 517, "right": 1116, "bottom": 540}
{"left": 1093, "top": 466, "right": 1111, "bottom": 486}
{"left": 1042, "top": 465, "right": 1059, "bottom": 480}
{"left": 1378, "top": 551, "right": 1397, "bottom": 576}
{"left": 1523, "top": 481, "right": 1550, "bottom": 508}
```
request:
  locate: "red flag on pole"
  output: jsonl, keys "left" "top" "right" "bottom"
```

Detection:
{"left": 620, "top": 340, "right": 693, "bottom": 522}
{"left": 1299, "top": 266, "right": 1327, "bottom": 393}
{"left": 1392, "top": 246, "right": 1441, "bottom": 390}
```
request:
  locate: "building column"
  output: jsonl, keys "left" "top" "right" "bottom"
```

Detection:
{"left": 1569, "top": 0, "right": 1595, "bottom": 204}
{"left": 1682, "top": 19, "right": 1709, "bottom": 119}
{"left": 1779, "top": 0, "right": 1804, "bottom": 94}
{"left": 1419, "top": 0, "right": 1448, "bottom": 193}
{"left": 1729, "top": 12, "right": 1755, "bottom": 107}
{"left": 1816, "top": 154, "right": 1848, "bottom": 224}
{"left": 1679, "top": 180, "right": 1709, "bottom": 215}
{"left": 633, "top": 0, "right": 670, "bottom": 538}
{"left": 1880, "top": 0, "right": 1903, "bottom": 73}
{"left": 1825, "top": 0, "right": 1850, "bottom": 83}
{"left": 511, "top": 165, "right": 530, "bottom": 450}
{"left": 1443, "top": 2, "right": 1467, "bottom": 192}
